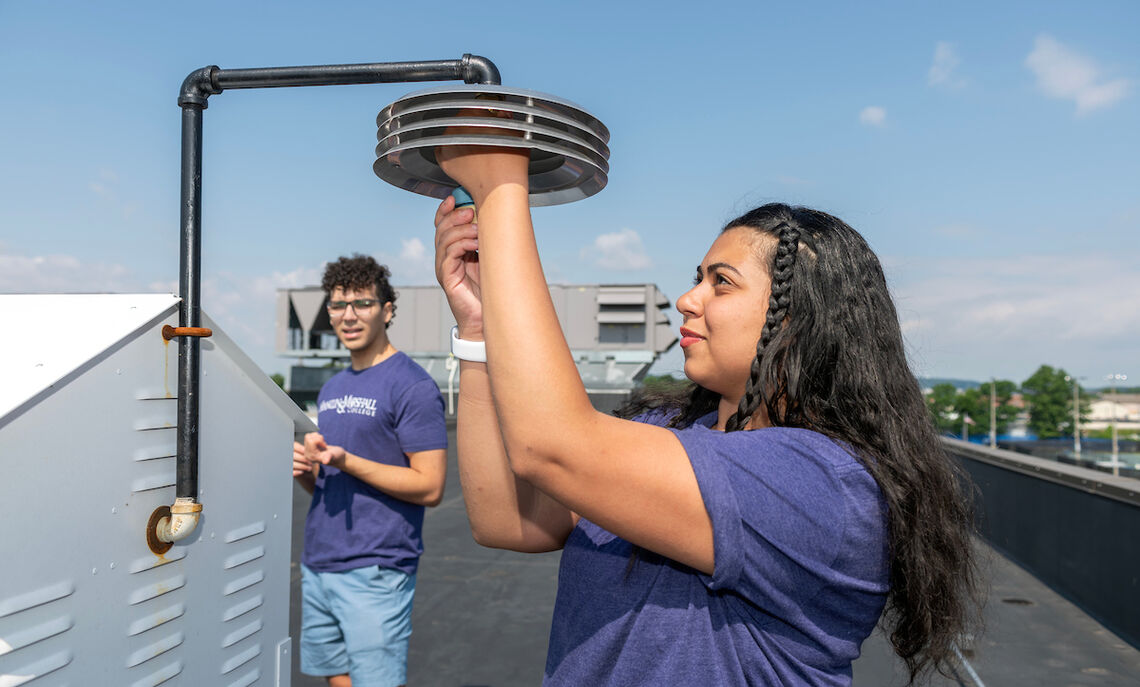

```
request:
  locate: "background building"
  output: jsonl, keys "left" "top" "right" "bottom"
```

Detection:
{"left": 277, "top": 284, "right": 678, "bottom": 414}
{"left": 1086, "top": 393, "right": 1140, "bottom": 432}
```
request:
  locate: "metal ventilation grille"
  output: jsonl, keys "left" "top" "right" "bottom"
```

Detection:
{"left": 125, "top": 550, "right": 188, "bottom": 686}
{"left": 219, "top": 521, "right": 269, "bottom": 685}
{"left": 132, "top": 390, "right": 178, "bottom": 494}
{"left": 374, "top": 84, "right": 610, "bottom": 207}
{"left": 0, "top": 580, "right": 76, "bottom": 685}
{"left": 119, "top": 388, "right": 187, "bottom": 686}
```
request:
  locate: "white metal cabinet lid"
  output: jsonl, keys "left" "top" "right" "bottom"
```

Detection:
{"left": 0, "top": 293, "right": 180, "bottom": 422}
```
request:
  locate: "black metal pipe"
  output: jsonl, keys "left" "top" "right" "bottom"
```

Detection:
{"left": 177, "top": 104, "right": 204, "bottom": 500}
{"left": 178, "top": 66, "right": 221, "bottom": 108}
{"left": 462, "top": 54, "right": 501, "bottom": 85}
{"left": 210, "top": 55, "right": 501, "bottom": 91}
{"left": 173, "top": 55, "right": 501, "bottom": 508}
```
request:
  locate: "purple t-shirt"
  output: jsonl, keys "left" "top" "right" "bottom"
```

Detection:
{"left": 302, "top": 352, "right": 447, "bottom": 575}
{"left": 544, "top": 413, "right": 889, "bottom": 686}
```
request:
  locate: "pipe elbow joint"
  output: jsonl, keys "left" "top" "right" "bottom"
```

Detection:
{"left": 157, "top": 497, "right": 203, "bottom": 543}
{"left": 178, "top": 66, "right": 222, "bottom": 108}
{"left": 461, "top": 54, "right": 501, "bottom": 85}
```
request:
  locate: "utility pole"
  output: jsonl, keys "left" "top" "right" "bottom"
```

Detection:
{"left": 1106, "top": 373, "right": 1127, "bottom": 474}
{"left": 989, "top": 378, "right": 997, "bottom": 448}
{"left": 1065, "top": 375, "right": 1083, "bottom": 456}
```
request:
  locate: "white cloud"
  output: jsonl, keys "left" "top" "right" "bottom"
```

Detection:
{"left": 372, "top": 237, "right": 437, "bottom": 285}
{"left": 88, "top": 168, "right": 119, "bottom": 197}
{"left": 928, "top": 41, "right": 965, "bottom": 88}
{"left": 899, "top": 317, "right": 933, "bottom": 335}
{"left": 889, "top": 254, "right": 1140, "bottom": 379}
{"left": 859, "top": 106, "right": 887, "bottom": 127}
{"left": 581, "top": 228, "right": 651, "bottom": 271}
{"left": 0, "top": 248, "right": 134, "bottom": 293}
{"left": 251, "top": 265, "right": 323, "bottom": 299}
{"left": 85, "top": 167, "right": 141, "bottom": 219}
{"left": 400, "top": 237, "right": 426, "bottom": 262}
{"left": 1025, "top": 34, "right": 1130, "bottom": 115}
{"left": 0, "top": 244, "right": 325, "bottom": 374}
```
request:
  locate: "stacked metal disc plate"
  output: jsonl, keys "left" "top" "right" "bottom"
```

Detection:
{"left": 374, "top": 85, "right": 610, "bottom": 206}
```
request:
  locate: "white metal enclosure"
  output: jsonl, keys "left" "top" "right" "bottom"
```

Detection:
{"left": 0, "top": 294, "right": 314, "bottom": 687}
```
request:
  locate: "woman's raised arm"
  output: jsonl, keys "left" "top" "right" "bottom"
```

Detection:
{"left": 437, "top": 149, "right": 715, "bottom": 573}
{"left": 434, "top": 196, "right": 577, "bottom": 552}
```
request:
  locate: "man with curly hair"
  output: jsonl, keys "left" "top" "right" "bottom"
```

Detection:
{"left": 293, "top": 253, "right": 447, "bottom": 687}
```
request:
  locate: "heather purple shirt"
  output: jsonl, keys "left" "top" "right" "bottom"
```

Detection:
{"left": 544, "top": 413, "right": 889, "bottom": 686}
{"left": 302, "top": 352, "right": 447, "bottom": 575}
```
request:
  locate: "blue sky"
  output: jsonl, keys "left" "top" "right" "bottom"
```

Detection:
{"left": 1, "top": 1, "right": 1137, "bottom": 386}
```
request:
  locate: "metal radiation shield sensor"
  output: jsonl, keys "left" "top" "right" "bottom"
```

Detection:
{"left": 373, "top": 85, "right": 610, "bottom": 207}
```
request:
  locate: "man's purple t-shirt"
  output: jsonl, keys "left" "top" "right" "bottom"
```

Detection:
{"left": 302, "top": 352, "right": 447, "bottom": 576}
{"left": 544, "top": 413, "right": 890, "bottom": 686}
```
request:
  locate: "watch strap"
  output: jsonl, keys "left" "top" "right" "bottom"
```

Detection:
{"left": 450, "top": 326, "right": 487, "bottom": 363}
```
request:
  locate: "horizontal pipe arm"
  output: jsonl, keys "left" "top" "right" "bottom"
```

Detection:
{"left": 213, "top": 54, "right": 499, "bottom": 91}
{"left": 179, "top": 55, "right": 499, "bottom": 108}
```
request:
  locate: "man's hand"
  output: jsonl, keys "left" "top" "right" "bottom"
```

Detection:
{"left": 315, "top": 444, "right": 348, "bottom": 470}
{"left": 293, "top": 441, "right": 315, "bottom": 478}
{"left": 303, "top": 431, "right": 347, "bottom": 471}
{"left": 297, "top": 430, "right": 446, "bottom": 506}
{"left": 303, "top": 432, "right": 324, "bottom": 464}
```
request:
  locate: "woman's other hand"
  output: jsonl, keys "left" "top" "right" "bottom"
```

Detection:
{"left": 434, "top": 195, "right": 484, "bottom": 340}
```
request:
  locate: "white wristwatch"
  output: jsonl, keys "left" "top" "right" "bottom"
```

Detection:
{"left": 450, "top": 326, "right": 487, "bottom": 363}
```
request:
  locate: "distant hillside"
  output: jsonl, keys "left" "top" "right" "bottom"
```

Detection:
{"left": 918, "top": 377, "right": 980, "bottom": 391}
{"left": 1089, "top": 386, "right": 1140, "bottom": 394}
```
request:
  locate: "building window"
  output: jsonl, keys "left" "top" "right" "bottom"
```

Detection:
{"left": 597, "top": 303, "right": 647, "bottom": 344}
{"left": 599, "top": 323, "right": 646, "bottom": 344}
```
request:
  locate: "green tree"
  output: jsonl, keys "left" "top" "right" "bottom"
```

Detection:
{"left": 1022, "top": 365, "right": 1075, "bottom": 438}
{"left": 955, "top": 389, "right": 986, "bottom": 436}
{"left": 968, "top": 379, "right": 1019, "bottom": 436}
{"left": 270, "top": 373, "right": 286, "bottom": 390}
{"left": 1088, "top": 426, "right": 1140, "bottom": 441}
{"left": 926, "top": 383, "right": 960, "bottom": 434}
{"left": 639, "top": 374, "right": 689, "bottom": 393}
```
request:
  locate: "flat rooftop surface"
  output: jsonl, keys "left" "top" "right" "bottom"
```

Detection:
{"left": 290, "top": 423, "right": 1140, "bottom": 686}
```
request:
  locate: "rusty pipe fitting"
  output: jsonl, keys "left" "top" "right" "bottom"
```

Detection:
{"left": 155, "top": 497, "right": 203, "bottom": 544}
{"left": 162, "top": 325, "right": 212, "bottom": 341}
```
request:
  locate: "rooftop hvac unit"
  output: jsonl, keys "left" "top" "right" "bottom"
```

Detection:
{"left": 0, "top": 294, "right": 314, "bottom": 686}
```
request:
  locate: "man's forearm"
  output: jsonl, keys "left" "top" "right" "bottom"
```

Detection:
{"left": 294, "top": 472, "right": 316, "bottom": 495}
{"left": 335, "top": 452, "right": 444, "bottom": 507}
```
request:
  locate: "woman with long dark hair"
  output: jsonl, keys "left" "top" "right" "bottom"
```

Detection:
{"left": 432, "top": 144, "right": 979, "bottom": 685}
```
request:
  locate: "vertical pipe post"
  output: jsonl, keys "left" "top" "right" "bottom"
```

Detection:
{"left": 178, "top": 103, "right": 204, "bottom": 501}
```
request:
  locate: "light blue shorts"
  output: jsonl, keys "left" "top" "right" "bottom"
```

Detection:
{"left": 301, "top": 564, "right": 416, "bottom": 687}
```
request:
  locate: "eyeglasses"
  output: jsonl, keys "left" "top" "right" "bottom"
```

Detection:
{"left": 327, "top": 299, "right": 379, "bottom": 315}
